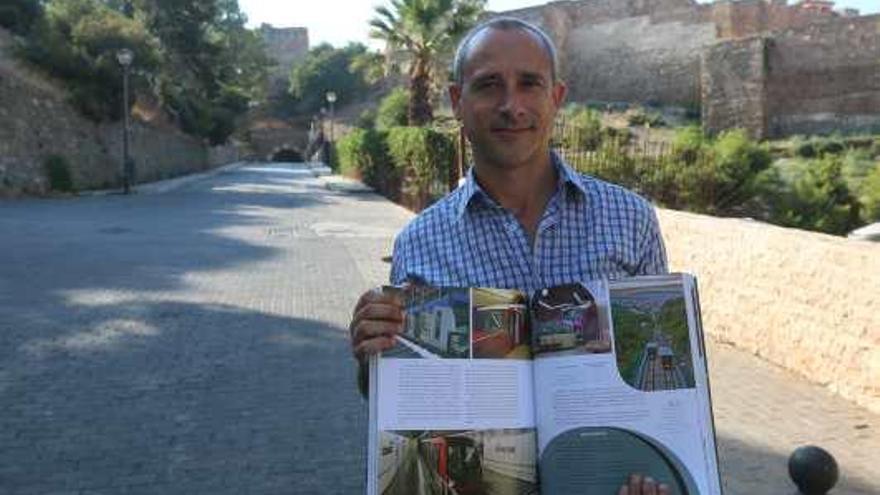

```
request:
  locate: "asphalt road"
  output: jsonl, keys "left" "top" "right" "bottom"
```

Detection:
{"left": 0, "top": 163, "right": 409, "bottom": 494}
{"left": 2, "top": 162, "right": 879, "bottom": 494}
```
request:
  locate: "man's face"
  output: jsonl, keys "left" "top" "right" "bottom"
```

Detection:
{"left": 450, "top": 28, "right": 566, "bottom": 170}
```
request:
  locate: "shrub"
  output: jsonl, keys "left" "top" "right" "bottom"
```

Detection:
{"left": 705, "top": 129, "right": 772, "bottom": 212}
{"left": 386, "top": 126, "right": 454, "bottom": 202}
{"left": 336, "top": 128, "right": 389, "bottom": 185}
{"left": 815, "top": 136, "right": 846, "bottom": 156}
{"left": 627, "top": 107, "right": 665, "bottom": 127}
{"left": 376, "top": 88, "right": 409, "bottom": 130}
{"left": 858, "top": 164, "right": 880, "bottom": 222}
{"left": 792, "top": 136, "right": 817, "bottom": 158}
{"left": 44, "top": 154, "right": 74, "bottom": 192}
{"left": 672, "top": 125, "right": 707, "bottom": 164}
{"left": 356, "top": 108, "right": 377, "bottom": 129}
{"left": 793, "top": 136, "right": 847, "bottom": 158}
{"left": 567, "top": 107, "right": 603, "bottom": 151}
{"left": 759, "top": 156, "right": 861, "bottom": 234}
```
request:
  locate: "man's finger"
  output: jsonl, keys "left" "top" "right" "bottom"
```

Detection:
{"left": 352, "top": 319, "right": 403, "bottom": 346}
{"left": 354, "top": 336, "right": 396, "bottom": 360}
{"left": 353, "top": 302, "right": 404, "bottom": 328}
{"left": 628, "top": 474, "right": 642, "bottom": 494}
{"left": 642, "top": 477, "right": 657, "bottom": 495}
{"left": 617, "top": 485, "right": 629, "bottom": 495}
{"left": 353, "top": 287, "right": 403, "bottom": 316}
{"left": 657, "top": 483, "right": 670, "bottom": 495}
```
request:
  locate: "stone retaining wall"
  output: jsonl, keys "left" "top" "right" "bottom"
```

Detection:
{"left": 659, "top": 208, "right": 880, "bottom": 414}
{"left": 0, "top": 28, "right": 237, "bottom": 196}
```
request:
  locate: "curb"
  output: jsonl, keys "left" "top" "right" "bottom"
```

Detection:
{"left": 80, "top": 161, "right": 247, "bottom": 196}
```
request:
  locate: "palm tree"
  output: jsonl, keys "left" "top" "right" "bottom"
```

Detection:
{"left": 369, "top": 0, "right": 484, "bottom": 126}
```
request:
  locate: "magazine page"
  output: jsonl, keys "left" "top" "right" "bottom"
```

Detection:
{"left": 531, "top": 275, "right": 722, "bottom": 494}
{"left": 368, "top": 286, "right": 540, "bottom": 495}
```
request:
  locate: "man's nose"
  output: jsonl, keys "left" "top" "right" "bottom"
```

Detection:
{"left": 498, "top": 85, "right": 526, "bottom": 118}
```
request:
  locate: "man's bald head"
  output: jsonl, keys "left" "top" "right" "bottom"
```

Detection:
{"left": 451, "top": 17, "right": 559, "bottom": 86}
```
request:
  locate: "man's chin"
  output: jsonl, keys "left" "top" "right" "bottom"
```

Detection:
{"left": 479, "top": 145, "right": 541, "bottom": 169}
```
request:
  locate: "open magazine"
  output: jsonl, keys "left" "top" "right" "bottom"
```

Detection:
{"left": 367, "top": 274, "right": 722, "bottom": 495}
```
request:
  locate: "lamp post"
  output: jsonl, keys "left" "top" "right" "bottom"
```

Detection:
{"left": 116, "top": 48, "right": 134, "bottom": 194}
{"left": 325, "top": 91, "right": 336, "bottom": 166}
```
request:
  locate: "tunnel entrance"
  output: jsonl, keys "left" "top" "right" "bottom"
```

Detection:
{"left": 271, "top": 148, "right": 304, "bottom": 162}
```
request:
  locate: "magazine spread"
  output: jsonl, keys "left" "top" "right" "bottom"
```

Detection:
{"left": 367, "top": 274, "right": 722, "bottom": 495}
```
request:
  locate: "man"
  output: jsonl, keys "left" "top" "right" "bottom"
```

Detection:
{"left": 350, "top": 18, "right": 669, "bottom": 495}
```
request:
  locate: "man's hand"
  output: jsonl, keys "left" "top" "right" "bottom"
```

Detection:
{"left": 618, "top": 474, "right": 670, "bottom": 495}
{"left": 350, "top": 287, "right": 404, "bottom": 363}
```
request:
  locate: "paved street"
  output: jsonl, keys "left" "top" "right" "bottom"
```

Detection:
{"left": 1, "top": 162, "right": 878, "bottom": 494}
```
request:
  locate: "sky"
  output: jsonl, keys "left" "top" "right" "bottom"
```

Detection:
{"left": 238, "top": 0, "right": 879, "bottom": 49}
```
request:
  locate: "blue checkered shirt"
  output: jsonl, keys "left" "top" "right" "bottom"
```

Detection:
{"left": 390, "top": 153, "right": 668, "bottom": 294}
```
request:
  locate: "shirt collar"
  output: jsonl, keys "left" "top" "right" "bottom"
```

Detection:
{"left": 455, "top": 151, "right": 589, "bottom": 219}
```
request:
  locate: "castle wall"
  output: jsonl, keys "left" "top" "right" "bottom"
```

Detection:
{"left": 703, "top": 15, "right": 880, "bottom": 138}
{"left": 564, "top": 16, "right": 715, "bottom": 105}
{"left": 701, "top": 37, "right": 769, "bottom": 137}
{"left": 498, "top": 0, "right": 716, "bottom": 106}
{"left": 765, "top": 16, "right": 880, "bottom": 137}
{"left": 260, "top": 25, "right": 309, "bottom": 98}
{"left": 499, "top": 0, "right": 880, "bottom": 137}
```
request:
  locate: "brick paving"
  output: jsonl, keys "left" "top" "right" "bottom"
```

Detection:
{"left": 0, "top": 162, "right": 877, "bottom": 494}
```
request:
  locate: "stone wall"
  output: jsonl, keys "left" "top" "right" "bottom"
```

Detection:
{"left": 499, "top": 0, "right": 717, "bottom": 106}
{"left": 0, "top": 28, "right": 238, "bottom": 196}
{"left": 498, "top": 0, "right": 880, "bottom": 137}
{"left": 564, "top": 15, "right": 715, "bottom": 105}
{"left": 765, "top": 16, "right": 880, "bottom": 137}
{"left": 659, "top": 208, "right": 880, "bottom": 414}
{"left": 259, "top": 24, "right": 309, "bottom": 98}
{"left": 701, "top": 37, "right": 769, "bottom": 138}
{"left": 703, "top": 15, "right": 880, "bottom": 138}
{"left": 709, "top": 0, "right": 834, "bottom": 39}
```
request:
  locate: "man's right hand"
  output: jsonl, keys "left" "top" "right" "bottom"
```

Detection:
{"left": 618, "top": 474, "right": 670, "bottom": 495}
{"left": 350, "top": 287, "right": 404, "bottom": 363}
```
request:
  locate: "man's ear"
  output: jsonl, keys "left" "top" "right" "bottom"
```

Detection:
{"left": 552, "top": 81, "right": 567, "bottom": 109}
{"left": 449, "top": 84, "right": 463, "bottom": 120}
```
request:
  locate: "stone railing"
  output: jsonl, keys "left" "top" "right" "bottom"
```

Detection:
{"left": 659, "top": 209, "right": 880, "bottom": 414}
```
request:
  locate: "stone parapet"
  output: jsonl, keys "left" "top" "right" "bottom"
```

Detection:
{"left": 659, "top": 208, "right": 880, "bottom": 414}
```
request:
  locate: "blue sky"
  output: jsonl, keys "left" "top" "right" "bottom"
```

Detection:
{"left": 238, "top": 0, "right": 879, "bottom": 48}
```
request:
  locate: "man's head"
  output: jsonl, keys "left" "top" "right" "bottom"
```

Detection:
{"left": 449, "top": 18, "right": 566, "bottom": 171}
{"left": 452, "top": 17, "right": 559, "bottom": 86}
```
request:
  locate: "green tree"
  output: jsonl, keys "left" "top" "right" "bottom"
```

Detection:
{"left": 0, "top": 0, "right": 43, "bottom": 35}
{"left": 136, "top": 0, "right": 270, "bottom": 143}
{"left": 18, "top": 0, "right": 268, "bottom": 143}
{"left": 289, "top": 43, "right": 371, "bottom": 114}
{"left": 369, "top": 0, "right": 484, "bottom": 125}
{"left": 376, "top": 87, "right": 409, "bottom": 130}
{"left": 22, "top": 0, "right": 160, "bottom": 120}
{"left": 349, "top": 49, "right": 386, "bottom": 86}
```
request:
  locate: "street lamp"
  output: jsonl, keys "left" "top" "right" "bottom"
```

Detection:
{"left": 325, "top": 91, "right": 337, "bottom": 166}
{"left": 116, "top": 48, "right": 134, "bottom": 194}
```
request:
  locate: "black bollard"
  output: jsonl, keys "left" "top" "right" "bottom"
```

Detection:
{"left": 788, "top": 445, "right": 838, "bottom": 495}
